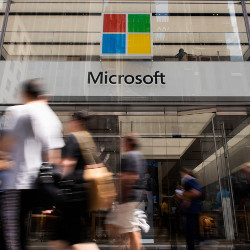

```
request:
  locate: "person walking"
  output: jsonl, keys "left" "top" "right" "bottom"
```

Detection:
{"left": 178, "top": 168, "right": 201, "bottom": 250}
{"left": 52, "top": 110, "right": 101, "bottom": 250}
{"left": 0, "top": 79, "right": 64, "bottom": 250}
{"left": 113, "top": 133, "right": 148, "bottom": 250}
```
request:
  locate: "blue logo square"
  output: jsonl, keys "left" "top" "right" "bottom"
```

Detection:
{"left": 102, "top": 34, "right": 126, "bottom": 54}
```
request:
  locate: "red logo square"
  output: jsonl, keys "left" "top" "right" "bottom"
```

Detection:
{"left": 103, "top": 14, "right": 126, "bottom": 33}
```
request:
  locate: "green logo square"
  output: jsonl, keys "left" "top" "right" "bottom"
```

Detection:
{"left": 128, "top": 14, "right": 150, "bottom": 33}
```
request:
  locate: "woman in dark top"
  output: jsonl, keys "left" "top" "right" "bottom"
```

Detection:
{"left": 53, "top": 111, "right": 100, "bottom": 249}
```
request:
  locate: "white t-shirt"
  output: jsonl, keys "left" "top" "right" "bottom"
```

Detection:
{"left": 3, "top": 102, "right": 64, "bottom": 189}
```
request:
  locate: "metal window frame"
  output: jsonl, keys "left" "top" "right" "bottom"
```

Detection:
{"left": 241, "top": 0, "right": 250, "bottom": 44}
{"left": 0, "top": 0, "right": 11, "bottom": 59}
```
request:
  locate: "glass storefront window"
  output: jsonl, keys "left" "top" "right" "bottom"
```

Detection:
{"left": 152, "top": 1, "right": 248, "bottom": 62}
{"left": 2, "top": 1, "right": 102, "bottom": 61}
{"left": 220, "top": 117, "right": 250, "bottom": 241}
{"left": 1, "top": 101, "right": 250, "bottom": 246}
{"left": 0, "top": 0, "right": 248, "bottom": 61}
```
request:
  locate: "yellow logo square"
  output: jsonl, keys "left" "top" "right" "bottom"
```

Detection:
{"left": 128, "top": 34, "right": 151, "bottom": 54}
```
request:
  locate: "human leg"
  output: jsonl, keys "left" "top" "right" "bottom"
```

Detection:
{"left": 1, "top": 190, "right": 21, "bottom": 250}
{"left": 20, "top": 189, "right": 40, "bottom": 250}
{"left": 0, "top": 192, "right": 6, "bottom": 250}
{"left": 127, "top": 231, "right": 141, "bottom": 250}
{"left": 54, "top": 202, "right": 88, "bottom": 246}
{"left": 109, "top": 202, "right": 144, "bottom": 249}
{"left": 185, "top": 214, "right": 196, "bottom": 250}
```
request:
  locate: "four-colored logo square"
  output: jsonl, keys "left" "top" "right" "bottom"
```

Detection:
{"left": 102, "top": 13, "right": 152, "bottom": 56}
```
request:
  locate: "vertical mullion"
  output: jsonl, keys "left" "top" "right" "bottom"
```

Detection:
{"left": 0, "top": 0, "right": 12, "bottom": 59}
{"left": 241, "top": 0, "right": 250, "bottom": 45}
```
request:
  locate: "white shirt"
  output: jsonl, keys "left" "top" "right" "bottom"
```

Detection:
{"left": 3, "top": 102, "right": 64, "bottom": 189}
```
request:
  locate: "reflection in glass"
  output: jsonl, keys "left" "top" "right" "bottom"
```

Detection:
{"left": 0, "top": 1, "right": 248, "bottom": 61}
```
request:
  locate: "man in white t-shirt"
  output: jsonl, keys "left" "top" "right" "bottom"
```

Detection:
{"left": 0, "top": 79, "right": 64, "bottom": 250}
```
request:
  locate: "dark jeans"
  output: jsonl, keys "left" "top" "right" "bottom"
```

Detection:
{"left": 184, "top": 213, "right": 200, "bottom": 250}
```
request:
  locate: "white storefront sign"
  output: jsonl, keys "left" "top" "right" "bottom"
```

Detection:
{"left": 0, "top": 61, "right": 249, "bottom": 103}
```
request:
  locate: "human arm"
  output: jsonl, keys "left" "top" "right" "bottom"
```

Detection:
{"left": 0, "top": 109, "right": 16, "bottom": 170}
{"left": 47, "top": 149, "right": 62, "bottom": 165}
{"left": 59, "top": 134, "right": 79, "bottom": 176}
{"left": 60, "top": 157, "right": 77, "bottom": 177}
{"left": 0, "top": 150, "right": 13, "bottom": 171}
{"left": 183, "top": 188, "right": 201, "bottom": 199}
{"left": 182, "top": 179, "right": 201, "bottom": 200}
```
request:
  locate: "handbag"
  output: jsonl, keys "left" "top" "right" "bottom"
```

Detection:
{"left": 57, "top": 171, "right": 88, "bottom": 206}
{"left": 72, "top": 131, "right": 116, "bottom": 211}
{"left": 36, "top": 162, "right": 65, "bottom": 206}
{"left": 37, "top": 162, "right": 61, "bottom": 185}
{"left": 37, "top": 162, "right": 88, "bottom": 207}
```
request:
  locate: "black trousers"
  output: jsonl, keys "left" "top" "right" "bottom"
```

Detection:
{"left": 184, "top": 213, "right": 200, "bottom": 250}
{"left": 20, "top": 190, "right": 41, "bottom": 250}
{"left": 55, "top": 202, "right": 89, "bottom": 245}
{"left": 0, "top": 192, "right": 6, "bottom": 250}
{"left": 2, "top": 189, "right": 40, "bottom": 250}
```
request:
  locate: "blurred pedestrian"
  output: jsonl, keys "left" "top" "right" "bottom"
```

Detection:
{"left": 178, "top": 168, "right": 201, "bottom": 250}
{"left": 216, "top": 187, "right": 229, "bottom": 208}
{"left": 52, "top": 110, "right": 100, "bottom": 250}
{"left": 0, "top": 114, "right": 9, "bottom": 250}
{"left": 145, "top": 174, "right": 155, "bottom": 217}
{"left": 0, "top": 79, "right": 64, "bottom": 250}
{"left": 240, "top": 162, "right": 250, "bottom": 180}
{"left": 161, "top": 198, "right": 169, "bottom": 230}
{"left": 175, "top": 48, "right": 187, "bottom": 61}
{"left": 106, "top": 133, "right": 148, "bottom": 250}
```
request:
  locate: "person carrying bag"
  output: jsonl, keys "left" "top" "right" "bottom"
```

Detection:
{"left": 51, "top": 110, "right": 115, "bottom": 250}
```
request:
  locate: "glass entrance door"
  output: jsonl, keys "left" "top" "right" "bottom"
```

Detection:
{"left": 115, "top": 112, "right": 250, "bottom": 246}
{"left": 211, "top": 116, "right": 250, "bottom": 242}
{"left": 116, "top": 112, "right": 243, "bottom": 247}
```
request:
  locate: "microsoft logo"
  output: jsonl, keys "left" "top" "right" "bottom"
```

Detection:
{"left": 102, "top": 14, "right": 152, "bottom": 56}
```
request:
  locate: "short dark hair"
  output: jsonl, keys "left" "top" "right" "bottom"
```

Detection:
{"left": 72, "top": 110, "right": 93, "bottom": 122}
{"left": 124, "top": 133, "right": 140, "bottom": 150}
{"left": 21, "top": 78, "right": 45, "bottom": 98}
{"left": 180, "top": 167, "right": 196, "bottom": 178}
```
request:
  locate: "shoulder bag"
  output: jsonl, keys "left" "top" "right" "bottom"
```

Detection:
{"left": 72, "top": 131, "right": 116, "bottom": 211}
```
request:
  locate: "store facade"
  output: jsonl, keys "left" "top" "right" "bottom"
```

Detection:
{"left": 0, "top": 0, "right": 250, "bottom": 247}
